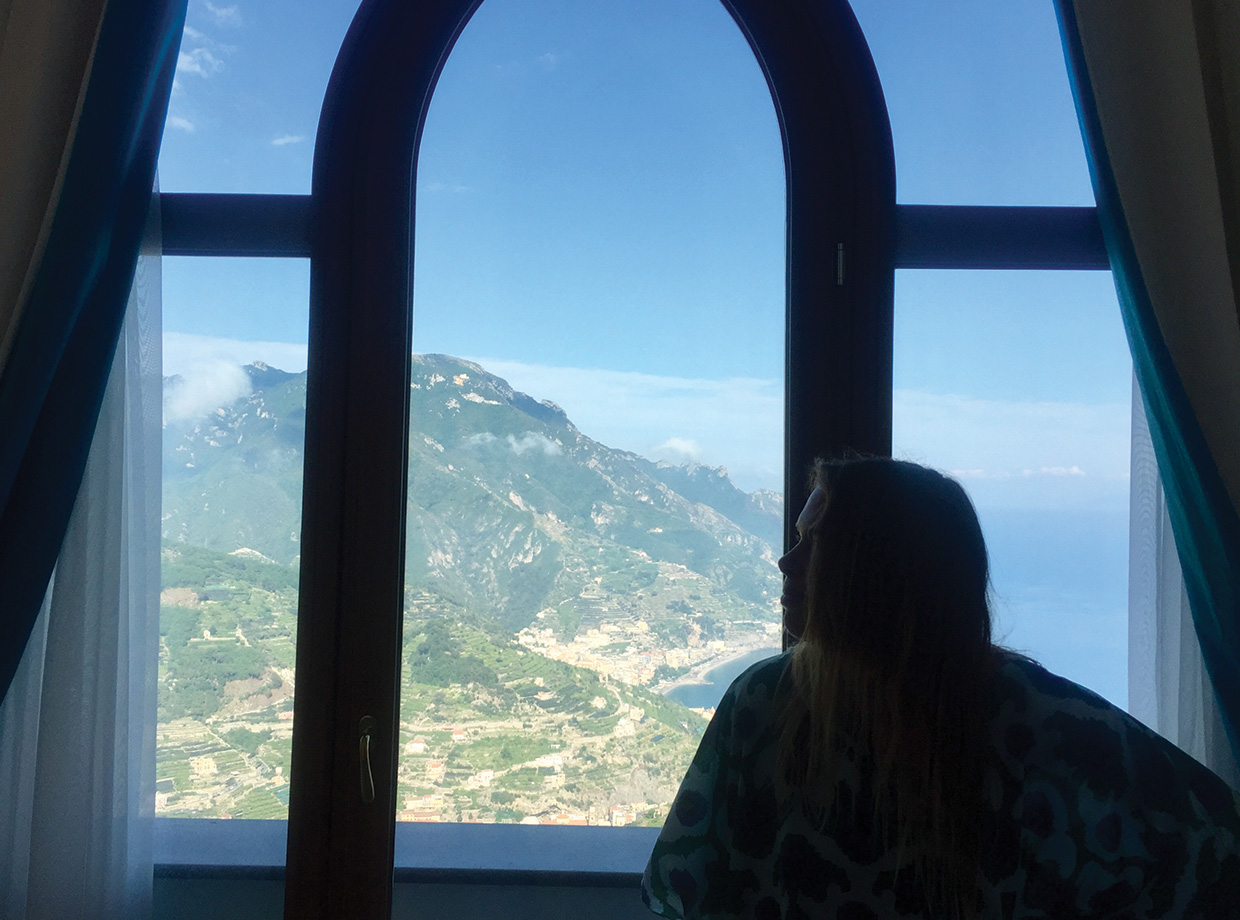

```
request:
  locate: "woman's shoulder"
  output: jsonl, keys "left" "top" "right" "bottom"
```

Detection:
{"left": 991, "top": 652, "right": 1240, "bottom": 914}
{"left": 730, "top": 649, "right": 794, "bottom": 693}
{"left": 995, "top": 651, "right": 1123, "bottom": 719}
{"left": 700, "top": 650, "right": 794, "bottom": 750}
{"left": 994, "top": 650, "right": 1240, "bottom": 832}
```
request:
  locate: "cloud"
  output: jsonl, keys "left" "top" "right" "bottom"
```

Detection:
{"left": 153, "top": 344, "right": 1135, "bottom": 511}
{"left": 1027, "top": 465, "right": 1086, "bottom": 477}
{"left": 163, "top": 332, "right": 308, "bottom": 379}
{"left": 183, "top": 25, "right": 207, "bottom": 40}
{"left": 424, "top": 181, "right": 472, "bottom": 194}
{"left": 177, "top": 47, "right": 223, "bottom": 78}
{"left": 508, "top": 433, "right": 562, "bottom": 456}
{"left": 652, "top": 437, "right": 701, "bottom": 462}
{"left": 271, "top": 134, "right": 305, "bottom": 147}
{"left": 893, "top": 389, "right": 1131, "bottom": 511}
{"left": 468, "top": 358, "right": 782, "bottom": 493}
{"left": 167, "top": 115, "right": 196, "bottom": 133}
{"left": 204, "top": 1, "right": 242, "bottom": 27}
{"left": 164, "top": 361, "right": 252, "bottom": 423}
{"left": 537, "top": 52, "right": 560, "bottom": 70}
{"left": 465, "top": 431, "right": 563, "bottom": 457}
{"left": 467, "top": 362, "right": 1134, "bottom": 506}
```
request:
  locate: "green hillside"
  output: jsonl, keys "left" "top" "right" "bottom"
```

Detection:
{"left": 158, "top": 354, "right": 782, "bottom": 823}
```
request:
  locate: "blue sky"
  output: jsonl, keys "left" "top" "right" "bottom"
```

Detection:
{"left": 159, "top": 0, "right": 1133, "bottom": 703}
{"left": 159, "top": 0, "right": 1129, "bottom": 492}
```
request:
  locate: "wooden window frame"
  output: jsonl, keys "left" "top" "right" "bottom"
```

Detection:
{"left": 154, "top": 1, "right": 1109, "bottom": 917}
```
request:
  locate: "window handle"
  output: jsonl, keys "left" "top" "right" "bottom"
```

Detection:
{"left": 359, "top": 716, "right": 377, "bottom": 803}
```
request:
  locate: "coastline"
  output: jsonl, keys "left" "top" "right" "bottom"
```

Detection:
{"left": 661, "top": 643, "right": 781, "bottom": 694}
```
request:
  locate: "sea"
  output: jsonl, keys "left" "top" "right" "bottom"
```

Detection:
{"left": 665, "top": 646, "right": 782, "bottom": 710}
{"left": 663, "top": 506, "right": 1131, "bottom": 715}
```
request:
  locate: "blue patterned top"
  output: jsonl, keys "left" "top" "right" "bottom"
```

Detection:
{"left": 642, "top": 651, "right": 1240, "bottom": 919}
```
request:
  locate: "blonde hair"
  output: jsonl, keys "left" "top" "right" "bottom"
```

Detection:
{"left": 777, "top": 458, "right": 997, "bottom": 920}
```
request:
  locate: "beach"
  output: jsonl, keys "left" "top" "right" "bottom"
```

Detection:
{"left": 663, "top": 645, "right": 782, "bottom": 710}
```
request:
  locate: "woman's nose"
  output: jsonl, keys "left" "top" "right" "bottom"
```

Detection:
{"left": 778, "top": 540, "right": 805, "bottom": 575}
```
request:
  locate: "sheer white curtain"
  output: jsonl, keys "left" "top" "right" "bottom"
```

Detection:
{"left": 0, "top": 194, "right": 162, "bottom": 919}
{"left": 1129, "top": 376, "right": 1240, "bottom": 789}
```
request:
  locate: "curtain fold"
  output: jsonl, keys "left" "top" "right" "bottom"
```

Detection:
{"left": 0, "top": 0, "right": 185, "bottom": 702}
{"left": 0, "top": 191, "right": 163, "bottom": 919}
{"left": 1057, "top": 1, "right": 1240, "bottom": 770}
{"left": 1128, "top": 377, "right": 1240, "bottom": 789}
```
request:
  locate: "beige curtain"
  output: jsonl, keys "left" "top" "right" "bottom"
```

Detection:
{"left": 0, "top": 0, "right": 107, "bottom": 369}
{"left": 1072, "top": 1, "right": 1240, "bottom": 520}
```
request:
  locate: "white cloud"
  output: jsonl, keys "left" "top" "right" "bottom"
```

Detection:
{"left": 183, "top": 25, "right": 207, "bottom": 40}
{"left": 1027, "top": 465, "right": 1086, "bottom": 477}
{"left": 894, "top": 389, "right": 1131, "bottom": 511}
{"left": 163, "top": 332, "right": 308, "bottom": 379}
{"left": 948, "top": 468, "right": 997, "bottom": 480}
{"left": 176, "top": 47, "right": 222, "bottom": 78}
{"left": 424, "top": 181, "right": 472, "bottom": 194}
{"left": 652, "top": 437, "right": 701, "bottom": 463}
{"left": 272, "top": 134, "right": 305, "bottom": 147}
{"left": 153, "top": 345, "right": 1135, "bottom": 510}
{"left": 507, "top": 433, "right": 562, "bottom": 457}
{"left": 537, "top": 52, "right": 560, "bottom": 70}
{"left": 164, "top": 361, "right": 252, "bottom": 424}
{"left": 167, "top": 115, "right": 195, "bottom": 133}
{"left": 203, "top": 1, "right": 242, "bottom": 27}
{"left": 465, "top": 431, "right": 563, "bottom": 457}
{"left": 468, "top": 358, "right": 783, "bottom": 493}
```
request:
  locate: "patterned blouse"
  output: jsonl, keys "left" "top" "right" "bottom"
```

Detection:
{"left": 642, "top": 651, "right": 1240, "bottom": 919}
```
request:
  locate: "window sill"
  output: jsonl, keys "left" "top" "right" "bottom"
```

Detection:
{"left": 154, "top": 818, "right": 654, "bottom": 887}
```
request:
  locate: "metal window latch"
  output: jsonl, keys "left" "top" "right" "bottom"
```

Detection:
{"left": 359, "top": 716, "right": 377, "bottom": 804}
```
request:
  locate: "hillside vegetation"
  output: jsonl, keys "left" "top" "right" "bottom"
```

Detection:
{"left": 158, "top": 354, "right": 781, "bottom": 824}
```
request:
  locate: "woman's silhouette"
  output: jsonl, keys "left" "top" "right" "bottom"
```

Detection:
{"left": 642, "top": 457, "right": 1240, "bottom": 919}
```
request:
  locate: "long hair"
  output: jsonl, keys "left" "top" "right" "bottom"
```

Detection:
{"left": 776, "top": 458, "right": 997, "bottom": 920}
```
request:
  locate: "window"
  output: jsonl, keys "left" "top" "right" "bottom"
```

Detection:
{"left": 851, "top": 1, "right": 1131, "bottom": 710}
{"left": 154, "top": 1, "right": 1132, "bottom": 917}
{"left": 396, "top": 0, "right": 785, "bottom": 827}
{"left": 891, "top": 269, "right": 1130, "bottom": 706}
{"left": 157, "top": 0, "right": 894, "bottom": 892}
{"left": 158, "top": 257, "right": 308, "bottom": 821}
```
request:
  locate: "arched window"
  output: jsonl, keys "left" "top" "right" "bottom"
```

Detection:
{"left": 153, "top": 2, "right": 1121, "bottom": 917}
{"left": 287, "top": 0, "right": 892, "bottom": 911}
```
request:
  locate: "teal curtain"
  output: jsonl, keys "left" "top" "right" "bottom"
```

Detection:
{"left": 0, "top": 1, "right": 186, "bottom": 701}
{"left": 1057, "top": 2, "right": 1240, "bottom": 768}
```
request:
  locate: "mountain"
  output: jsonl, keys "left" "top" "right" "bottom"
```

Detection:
{"left": 162, "top": 354, "right": 782, "bottom": 636}
{"left": 643, "top": 461, "right": 783, "bottom": 549}
{"left": 157, "top": 354, "right": 783, "bottom": 823}
{"left": 162, "top": 362, "right": 307, "bottom": 565}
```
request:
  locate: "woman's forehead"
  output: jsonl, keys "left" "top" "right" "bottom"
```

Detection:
{"left": 796, "top": 487, "right": 827, "bottom": 531}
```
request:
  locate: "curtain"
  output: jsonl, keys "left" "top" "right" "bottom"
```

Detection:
{"left": 0, "top": 0, "right": 185, "bottom": 701}
{"left": 1057, "top": 1, "right": 1240, "bottom": 771}
{"left": 1128, "top": 377, "right": 1240, "bottom": 789}
{"left": 0, "top": 197, "right": 163, "bottom": 918}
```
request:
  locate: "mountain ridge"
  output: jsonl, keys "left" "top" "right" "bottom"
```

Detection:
{"left": 163, "top": 353, "right": 782, "bottom": 637}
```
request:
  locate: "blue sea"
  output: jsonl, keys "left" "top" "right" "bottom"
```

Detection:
{"left": 663, "top": 506, "right": 1130, "bottom": 714}
{"left": 979, "top": 507, "right": 1128, "bottom": 708}
{"left": 665, "top": 647, "right": 782, "bottom": 710}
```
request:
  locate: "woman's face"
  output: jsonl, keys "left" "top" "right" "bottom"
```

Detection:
{"left": 778, "top": 487, "right": 826, "bottom": 639}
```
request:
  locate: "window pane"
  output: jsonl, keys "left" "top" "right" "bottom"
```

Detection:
{"left": 850, "top": 0, "right": 1094, "bottom": 205}
{"left": 158, "top": 257, "right": 309, "bottom": 820}
{"left": 892, "top": 270, "right": 1131, "bottom": 706}
{"left": 400, "top": 0, "right": 785, "bottom": 828}
{"left": 158, "top": 2, "right": 359, "bottom": 193}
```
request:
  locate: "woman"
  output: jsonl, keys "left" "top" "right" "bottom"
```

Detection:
{"left": 642, "top": 457, "right": 1240, "bottom": 919}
